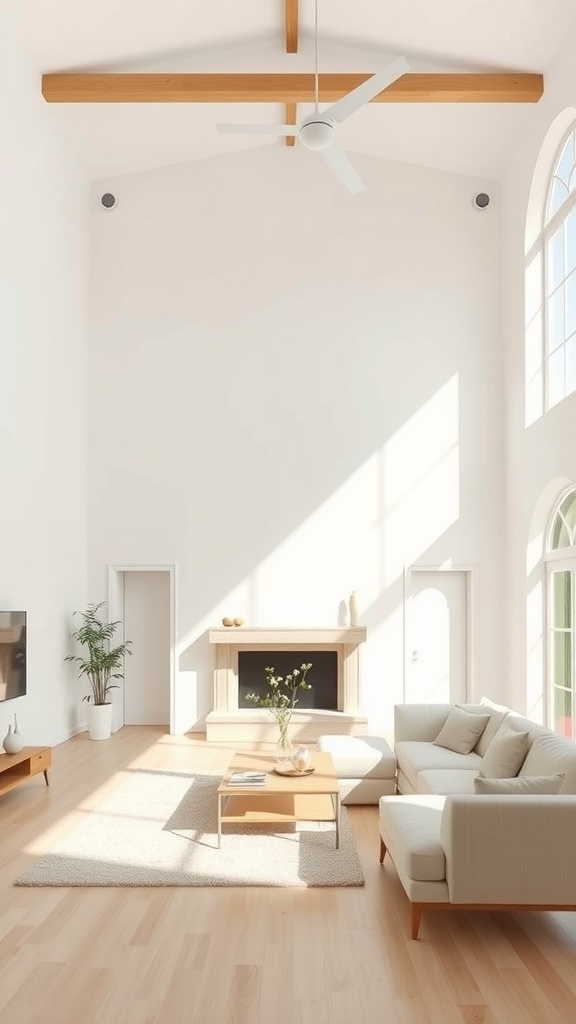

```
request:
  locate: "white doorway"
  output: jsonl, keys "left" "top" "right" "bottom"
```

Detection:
{"left": 108, "top": 565, "right": 176, "bottom": 733}
{"left": 404, "top": 568, "right": 473, "bottom": 704}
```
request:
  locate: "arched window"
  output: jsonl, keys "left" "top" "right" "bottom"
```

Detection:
{"left": 525, "top": 123, "right": 576, "bottom": 425}
{"left": 546, "top": 488, "right": 576, "bottom": 737}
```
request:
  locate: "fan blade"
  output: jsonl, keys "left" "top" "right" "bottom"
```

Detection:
{"left": 320, "top": 144, "right": 365, "bottom": 195}
{"left": 322, "top": 56, "right": 410, "bottom": 124}
{"left": 217, "top": 123, "right": 298, "bottom": 136}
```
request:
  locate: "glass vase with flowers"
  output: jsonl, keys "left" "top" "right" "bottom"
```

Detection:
{"left": 245, "top": 662, "right": 312, "bottom": 766}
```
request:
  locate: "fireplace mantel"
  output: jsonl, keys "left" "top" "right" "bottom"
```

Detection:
{"left": 205, "top": 625, "right": 368, "bottom": 743}
{"left": 208, "top": 626, "right": 367, "bottom": 645}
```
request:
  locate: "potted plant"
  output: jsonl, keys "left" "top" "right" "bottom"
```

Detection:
{"left": 65, "top": 602, "right": 132, "bottom": 740}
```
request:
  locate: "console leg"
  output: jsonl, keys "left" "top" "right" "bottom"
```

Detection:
{"left": 43, "top": 770, "right": 49, "bottom": 786}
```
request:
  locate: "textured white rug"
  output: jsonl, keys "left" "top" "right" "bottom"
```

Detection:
{"left": 15, "top": 770, "right": 364, "bottom": 888}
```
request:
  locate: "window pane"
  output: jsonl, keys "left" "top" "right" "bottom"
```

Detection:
{"left": 525, "top": 253, "right": 542, "bottom": 324}
{"left": 567, "top": 208, "right": 576, "bottom": 275}
{"left": 547, "top": 225, "right": 565, "bottom": 293}
{"left": 567, "top": 335, "right": 576, "bottom": 397}
{"left": 553, "top": 686, "right": 573, "bottom": 738}
{"left": 552, "top": 571, "right": 571, "bottom": 627}
{"left": 548, "top": 346, "right": 565, "bottom": 407}
{"left": 556, "top": 132, "right": 575, "bottom": 184}
{"left": 525, "top": 373, "right": 543, "bottom": 426}
{"left": 547, "top": 177, "right": 569, "bottom": 220}
{"left": 551, "top": 514, "right": 570, "bottom": 549}
{"left": 525, "top": 312, "right": 542, "bottom": 383}
{"left": 567, "top": 269, "right": 576, "bottom": 338}
{"left": 558, "top": 491, "right": 576, "bottom": 544}
{"left": 552, "top": 630, "right": 572, "bottom": 688}
{"left": 547, "top": 285, "right": 565, "bottom": 353}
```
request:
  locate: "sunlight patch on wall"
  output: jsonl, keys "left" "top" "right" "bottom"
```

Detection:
{"left": 526, "top": 531, "right": 544, "bottom": 575}
{"left": 383, "top": 375, "right": 459, "bottom": 584}
{"left": 252, "top": 456, "right": 381, "bottom": 623}
{"left": 189, "top": 375, "right": 460, "bottom": 632}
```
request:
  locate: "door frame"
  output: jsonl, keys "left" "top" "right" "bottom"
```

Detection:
{"left": 403, "top": 564, "right": 476, "bottom": 704}
{"left": 108, "top": 563, "right": 177, "bottom": 734}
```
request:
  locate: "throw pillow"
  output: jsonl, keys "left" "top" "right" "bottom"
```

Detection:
{"left": 478, "top": 722, "right": 531, "bottom": 778}
{"left": 457, "top": 703, "right": 509, "bottom": 757}
{"left": 474, "top": 773, "right": 565, "bottom": 794}
{"left": 433, "top": 706, "right": 490, "bottom": 755}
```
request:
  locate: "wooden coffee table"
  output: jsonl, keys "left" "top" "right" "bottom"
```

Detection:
{"left": 216, "top": 750, "right": 340, "bottom": 849}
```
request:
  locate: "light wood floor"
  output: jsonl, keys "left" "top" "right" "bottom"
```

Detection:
{"left": 1, "top": 727, "right": 576, "bottom": 1024}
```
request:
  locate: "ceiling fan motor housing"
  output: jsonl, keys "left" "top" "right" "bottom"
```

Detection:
{"left": 299, "top": 116, "right": 336, "bottom": 151}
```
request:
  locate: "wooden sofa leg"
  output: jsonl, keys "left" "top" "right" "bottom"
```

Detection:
{"left": 379, "top": 837, "right": 387, "bottom": 863}
{"left": 411, "top": 904, "right": 423, "bottom": 940}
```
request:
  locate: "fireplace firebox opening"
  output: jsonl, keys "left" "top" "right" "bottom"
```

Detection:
{"left": 238, "top": 650, "right": 339, "bottom": 711}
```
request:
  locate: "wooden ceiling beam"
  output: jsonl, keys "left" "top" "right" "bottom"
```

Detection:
{"left": 41, "top": 72, "right": 544, "bottom": 105}
{"left": 285, "top": 0, "right": 299, "bottom": 54}
{"left": 284, "top": 102, "right": 297, "bottom": 145}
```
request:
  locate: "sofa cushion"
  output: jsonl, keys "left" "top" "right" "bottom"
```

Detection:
{"left": 478, "top": 696, "right": 552, "bottom": 738}
{"left": 316, "top": 734, "right": 396, "bottom": 779}
{"left": 474, "top": 773, "right": 566, "bottom": 794}
{"left": 395, "top": 741, "right": 483, "bottom": 792}
{"left": 417, "top": 769, "right": 479, "bottom": 795}
{"left": 379, "top": 795, "right": 446, "bottom": 881}
{"left": 460, "top": 701, "right": 510, "bottom": 756}
{"left": 479, "top": 722, "right": 531, "bottom": 778}
{"left": 518, "top": 731, "right": 576, "bottom": 793}
{"left": 433, "top": 706, "right": 490, "bottom": 755}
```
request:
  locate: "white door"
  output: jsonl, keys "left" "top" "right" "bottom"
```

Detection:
{"left": 406, "top": 570, "right": 469, "bottom": 704}
{"left": 123, "top": 570, "right": 170, "bottom": 725}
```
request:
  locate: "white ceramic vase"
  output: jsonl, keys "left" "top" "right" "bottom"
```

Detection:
{"left": 87, "top": 702, "right": 112, "bottom": 741}
{"left": 3, "top": 720, "right": 24, "bottom": 754}
{"left": 349, "top": 591, "right": 359, "bottom": 626}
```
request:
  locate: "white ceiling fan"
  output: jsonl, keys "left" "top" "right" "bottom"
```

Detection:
{"left": 217, "top": 0, "right": 409, "bottom": 195}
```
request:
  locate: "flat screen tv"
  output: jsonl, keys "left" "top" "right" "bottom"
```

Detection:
{"left": 0, "top": 612, "right": 26, "bottom": 702}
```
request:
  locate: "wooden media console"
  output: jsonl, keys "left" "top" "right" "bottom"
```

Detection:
{"left": 0, "top": 747, "right": 51, "bottom": 797}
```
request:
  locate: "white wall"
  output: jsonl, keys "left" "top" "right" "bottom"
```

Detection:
{"left": 502, "top": 24, "right": 576, "bottom": 719}
{"left": 0, "top": 4, "right": 89, "bottom": 744}
{"left": 89, "top": 143, "right": 504, "bottom": 736}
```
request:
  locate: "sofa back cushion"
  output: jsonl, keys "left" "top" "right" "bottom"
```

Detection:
{"left": 434, "top": 707, "right": 490, "bottom": 755}
{"left": 394, "top": 704, "right": 453, "bottom": 743}
{"left": 474, "top": 773, "right": 565, "bottom": 794}
{"left": 479, "top": 722, "right": 531, "bottom": 778}
{"left": 519, "top": 731, "right": 576, "bottom": 793}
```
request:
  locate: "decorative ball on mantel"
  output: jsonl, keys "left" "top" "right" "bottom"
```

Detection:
{"left": 233, "top": 617, "right": 244, "bottom": 626}
{"left": 222, "top": 617, "right": 234, "bottom": 627}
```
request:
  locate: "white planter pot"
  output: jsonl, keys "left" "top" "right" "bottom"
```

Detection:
{"left": 87, "top": 702, "right": 113, "bottom": 741}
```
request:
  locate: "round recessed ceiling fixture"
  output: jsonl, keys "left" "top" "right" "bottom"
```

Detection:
{"left": 100, "top": 192, "right": 118, "bottom": 211}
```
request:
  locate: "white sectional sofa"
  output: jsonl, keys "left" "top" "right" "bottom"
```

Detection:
{"left": 379, "top": 699, "right": 576, "bottom": 938}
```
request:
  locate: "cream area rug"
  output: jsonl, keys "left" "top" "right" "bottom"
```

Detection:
{"left": 15, "top": 770, "right": 364, "bottom": 888}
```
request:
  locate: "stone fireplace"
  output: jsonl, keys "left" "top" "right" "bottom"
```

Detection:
{"left": 206, "top": 626, "right": 368, "bottom": 743}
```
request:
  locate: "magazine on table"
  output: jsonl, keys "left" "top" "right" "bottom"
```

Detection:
{"left": 227, "top": 770, "right": 268, "bottom": 786}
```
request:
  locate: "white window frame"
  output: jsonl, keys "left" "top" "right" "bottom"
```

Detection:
{"left": 525, "top": 122, "right": 576, "bottom": 424}
{"left": 544, "top": 487, "right": 576, "bottom": 736}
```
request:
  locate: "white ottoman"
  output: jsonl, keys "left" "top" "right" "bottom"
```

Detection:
{"left": 317, "top": 734, "right": 397, "bottom": 804}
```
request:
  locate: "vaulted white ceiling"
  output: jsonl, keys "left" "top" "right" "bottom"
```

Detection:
{"left": 15, "top": 0, "right": 576, "bottom": 181}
